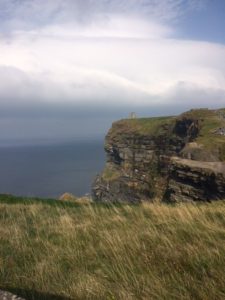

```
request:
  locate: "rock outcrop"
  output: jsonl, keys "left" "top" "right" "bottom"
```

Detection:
{"left": 59, "top": 192, "right": 78, "bottom": 201}
{"left": 0, "top": 290, "right": 25, "bottom": 300}
{"left": 93, "top": 108, "right": 225, "bottom": 202}
{"left": 166, "top": 157, "right": 225, "bottom": 202}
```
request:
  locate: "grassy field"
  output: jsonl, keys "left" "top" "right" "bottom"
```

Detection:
{"left": 0, "top": 195, "right": 225, "bottom": 300}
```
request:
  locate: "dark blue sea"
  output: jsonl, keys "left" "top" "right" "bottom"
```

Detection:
{"left": 0, "top": 140, "right": 105, "bottom": 198}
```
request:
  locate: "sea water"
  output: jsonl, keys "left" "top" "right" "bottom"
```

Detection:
{"left": 0, "top": 139, "right": 105, "bottom": 198}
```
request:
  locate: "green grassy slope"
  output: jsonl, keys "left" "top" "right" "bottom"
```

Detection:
{"left": 0, "top": 195, "right": 225, "bottom": 300}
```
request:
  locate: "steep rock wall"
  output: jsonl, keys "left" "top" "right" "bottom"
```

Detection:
{"left": 92, "top": 109, "right": 225, "bottom": 202}
{"left": 166, "top": 157, "right": 225, "bottom": 202}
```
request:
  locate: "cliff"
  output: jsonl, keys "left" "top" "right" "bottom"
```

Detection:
{"left": 92, "top": 108, "right": 225, "bottom": 202}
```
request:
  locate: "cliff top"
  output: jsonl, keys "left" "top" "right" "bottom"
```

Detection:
{"left": 110, "top": 108, "right": 225, "bottom": 135}
{"left": 108, "top": 115, "right": 174, "bottom": 138}
{"left": 106, "top": 108, "right": 225, "bottom": 161}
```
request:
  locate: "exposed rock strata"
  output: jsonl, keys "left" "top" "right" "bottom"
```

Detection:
{"left": 93, "top": 109, "right": 225, "bottom": 202}
{"left": 166, "top": 157, "right": 225, "bottom": 202}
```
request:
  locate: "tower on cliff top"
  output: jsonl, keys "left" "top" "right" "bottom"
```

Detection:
{"left": 129, "top": 112, "right": 137, "bottom": 119}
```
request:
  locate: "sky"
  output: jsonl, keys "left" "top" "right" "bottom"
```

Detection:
{"left": 0, "top": 0, "right": 225, "bottom": 143}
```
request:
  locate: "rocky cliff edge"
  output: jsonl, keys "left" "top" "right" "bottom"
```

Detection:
{"left": 92, "top": 108, "right": 225, "bottom": 202}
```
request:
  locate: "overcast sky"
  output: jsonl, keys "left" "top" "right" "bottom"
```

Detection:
{"left": 0, "top": 0, "right": 225, "bottom": 143}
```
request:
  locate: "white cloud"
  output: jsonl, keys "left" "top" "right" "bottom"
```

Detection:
{"left": 37, "top": 16, "right": 172, "bottom": 39}
{"left": 0, "top": 0, "right": 205, "bottom": 30}
{"left": 0, "top": 0, "right": 224, "bottom": 115}
{"left": 0, "top": 17, "right": 224, "bottom": 110}
{"left": 0, "top": 0, "right": 208, "bottom": 61}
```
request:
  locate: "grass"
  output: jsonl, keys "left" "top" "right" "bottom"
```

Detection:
{"left": 196, "top": 115, "right": 225, "bottom": 145}
{"left": 107, "top": 116, "right": 175, "bottom": 141}
{"left": 102, "top": 165, "right": 121, "bottom": 181}
{"left": 0, "top": 195, "right": 225, "bottom": 299}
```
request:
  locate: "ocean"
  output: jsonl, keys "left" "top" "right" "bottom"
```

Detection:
{"left": 0, "top": 140, "right": 105, "bottom": 198}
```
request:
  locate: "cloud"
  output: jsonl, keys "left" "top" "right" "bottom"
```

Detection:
{"left": 0, "top": 0, "right": 205, "bottom": 33}
{"left": 0, "top": 0, "right": 224, "bottom": 141}
{"left": 0, "top": 25, "right": 224, "bottom": 111}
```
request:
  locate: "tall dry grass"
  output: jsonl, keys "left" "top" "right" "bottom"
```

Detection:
{"left": 0, "top": 196, "right": 225, "bottom": 299}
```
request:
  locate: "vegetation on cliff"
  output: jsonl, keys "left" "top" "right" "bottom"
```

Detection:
{"left": 0, "top": 195, "right": 225, "bottom": 299}
{"left": 107, "top": 116, "right": 174, "bottom": 140}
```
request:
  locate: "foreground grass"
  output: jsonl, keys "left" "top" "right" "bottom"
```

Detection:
{"left": 0, "top": 195, "right": 225, "bottom": 299}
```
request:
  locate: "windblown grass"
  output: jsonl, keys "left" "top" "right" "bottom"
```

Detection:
{"left": 0, "top": 195, "right": 225, "bottom": 299}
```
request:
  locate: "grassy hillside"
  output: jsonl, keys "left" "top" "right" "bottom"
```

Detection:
{"left": 0, "top": 195, "right": 225, "bottom": 299}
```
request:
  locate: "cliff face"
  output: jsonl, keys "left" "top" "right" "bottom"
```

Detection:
{"left": 167, "top": 157, "right": 225, "bottom": 202}
{"left": 92, "top": 109, "right": 225, "bottom": 202}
